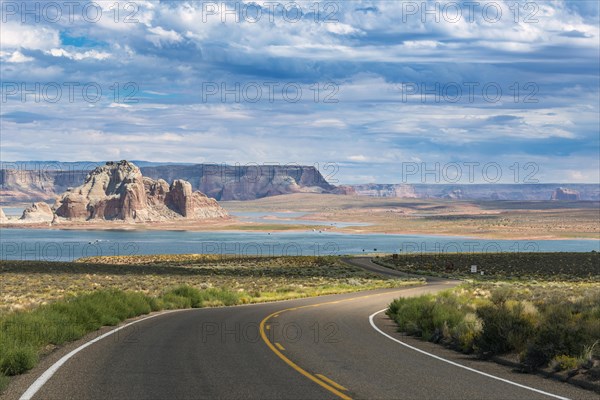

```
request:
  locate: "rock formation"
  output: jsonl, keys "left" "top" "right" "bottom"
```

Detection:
{"left": 0, "top": 163, "right": 342, "bottom": 202}
{"left": 551, "top": 187, "right": 581, "bottom": 201}
{"left": 331, "top": 185, "right": 357, "bottom": 195}
{"left": 350, "top": 183, "right": 599, "bottom": 201}
{"left": 443, "top": 189, "right": 463, "bottom": 200}
{"left": 20, "top": 202, "right": 54, "bottom": 222}
{"left": 350, "top": 184, "right": 416, "bottom": 198}
{"left": 53, "top": 161, "right": 228, "bottom": 221}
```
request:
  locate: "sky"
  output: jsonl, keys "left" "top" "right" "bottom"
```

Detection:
{"left": 0, "top": 0, "right": 599, "bottom": 184}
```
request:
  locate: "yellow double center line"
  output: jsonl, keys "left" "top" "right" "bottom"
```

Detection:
{"left": 259, "top": 289, "right": 414, "bottom": 400}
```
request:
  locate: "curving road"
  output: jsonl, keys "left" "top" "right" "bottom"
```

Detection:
{"left": 13, "top": 258, "right": 595, "bottom": 400}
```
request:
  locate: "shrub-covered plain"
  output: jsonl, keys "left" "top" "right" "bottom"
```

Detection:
{"left": 378, "top": 252, "right": 599, "bottom": 281}
{"left": 385, "top": 252, "right": 600, "bottom": 381}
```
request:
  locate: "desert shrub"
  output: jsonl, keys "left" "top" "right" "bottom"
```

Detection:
{"left": 389, "top": 295, "right": 436, "bottom": 338}
{"left": 551, "top": 355, "right": 579, "bottom": 371}
{"left": 197, "top": 288, "right": 240, "bottom": 306}
{"left": 475, "top": 301, "right": 536, "bottom": 356}
{"left": 247, "top": 290, "right": 261, "bottom": 298}
{"left": 165, "top": 286, "right": 204, "bottom": 307}
{"left": 522, "top": 303, "right": 592, "bottom": 369}
{"left": 490, "top": 286, "right": 514, "bottom": 306}
{"left": 388, "top": 291, "right": 472, "bottom": 342}
{"left": 430, "top": 298, "right": 467, "bottom": 343}
{"left": 451, "top": 312, "right": 483, "bottom": 353}
{"left": 160, "top": 293, "right": 192, "bottom": 309}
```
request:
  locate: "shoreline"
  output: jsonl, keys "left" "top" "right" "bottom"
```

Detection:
{"left": 1, "top": 219, "right": 597, "bottom": 241}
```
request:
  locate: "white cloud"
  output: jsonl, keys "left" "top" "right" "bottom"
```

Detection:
{"left": 348, "top": 155, "right": 368, "bottom": 162}
{"left": 326, "top": 23, "right": 362, "bottom": 36}
{"left": 147, "top": 26, "right": 183, "bottom": 47}
{"left": 3, "top": 51, "right": 34, "bottom": 63}
{"left": 0, "top": 23, "right": 59, "bottom": 51}
{"left": 47, "top": 48, "right": 111, "bottom": 60}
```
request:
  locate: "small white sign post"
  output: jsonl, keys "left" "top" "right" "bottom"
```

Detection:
{"left": 470, "top": 265, "right": 477, "bottom": 273}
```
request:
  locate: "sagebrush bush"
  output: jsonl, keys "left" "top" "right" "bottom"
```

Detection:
{"left": 388, "top": 285, "right": 600, "bottom": 371}
{"left": 166, "top": 286, "right": 204, "bottom": 307}
{"left": 452, "top": 312, "right": 482, "bottom": 353}
{"left": 475, "top": 302, "right": 535, "bottom": 356}
{"left": 389, "top": 291, "right": 473, "bottom": 343}
{"left": 522, "top": 302, "right": 592, "bottom": 369}
{"left": 160, "top": 293, "right": 192, "bottom": 309}
{"left": 199, "top": 288, "right": 240, "bottom": 306}
{"left": 389, "top": 295, "right": 436, "bottom": 338}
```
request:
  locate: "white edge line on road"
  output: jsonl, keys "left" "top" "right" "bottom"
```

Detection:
{"left": 19, "top": 310, "right": 185, "bottom": 400}
{"left": 369, "top": 308, "right": 570, "bottom": 400}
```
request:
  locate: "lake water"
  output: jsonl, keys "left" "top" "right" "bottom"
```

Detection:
{"left": 0, "top": 228, "right": 598, "bottom": 261}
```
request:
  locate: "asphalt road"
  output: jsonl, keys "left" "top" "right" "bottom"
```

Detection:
{"left": 16, "top": 258, "right": 596, "bottom": 400}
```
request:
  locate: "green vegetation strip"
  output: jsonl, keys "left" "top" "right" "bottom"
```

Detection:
{"left": 1, "top": 256, "right": 420, "bottom": 312}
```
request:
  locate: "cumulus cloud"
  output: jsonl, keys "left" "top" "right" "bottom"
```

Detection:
{"left": 0, "top": 23, "right": 59, "bottom": 50}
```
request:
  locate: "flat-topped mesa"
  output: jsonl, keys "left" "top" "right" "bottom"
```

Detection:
{"left": 551, "top": 187, "right": 581, "bottom": 201}
{"left": 53, "top": 161, "right": 228, "bottom": 221}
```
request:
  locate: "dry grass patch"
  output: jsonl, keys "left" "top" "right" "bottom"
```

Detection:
{"left": 0, "top": 255, "right": 421, "bottom": 314}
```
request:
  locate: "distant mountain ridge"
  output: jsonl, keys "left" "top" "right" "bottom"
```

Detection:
{"left": 350, "top": 183, "right": 600, "bottom": 201}
{"left": 0, "top": 161, "right": 341, "bottom": 203}
{"left": 1, "top": 161, "right": 598, "bottom": 203}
